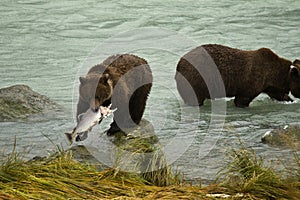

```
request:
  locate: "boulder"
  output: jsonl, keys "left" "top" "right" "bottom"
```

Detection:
{"left": 261, "top": 125, "right": 300, "bottom": 149}
{"left": 0, "top": 84, "right": 62, "bottom": 122}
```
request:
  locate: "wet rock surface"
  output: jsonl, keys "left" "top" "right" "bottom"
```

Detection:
{"left": 0, "top": 84, "right": 63, "bottom": 122}
{"left": 262, "top": 125, "right": 300, "bottom": 148}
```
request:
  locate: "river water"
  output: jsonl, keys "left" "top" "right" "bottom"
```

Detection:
{"left": 0, "top": 0, "right": 299, "bottom": 183}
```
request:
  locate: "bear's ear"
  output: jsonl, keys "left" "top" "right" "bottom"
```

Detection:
{"left": 79, "top": 76, "right": 87, "bottom": 84}
{"left": 290, "top": 65, "right": 299, "bottom": 78}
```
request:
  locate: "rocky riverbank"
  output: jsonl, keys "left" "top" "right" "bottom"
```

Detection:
{"left": 262, "top": 125, "right": 300, "bottom": 149}
{"left": 0, "top": 84, "right": 63, "bottom": 122}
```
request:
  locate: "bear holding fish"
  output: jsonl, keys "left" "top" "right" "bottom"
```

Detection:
{"left": 65, "top": 54, "right": 153, "bottom": 144}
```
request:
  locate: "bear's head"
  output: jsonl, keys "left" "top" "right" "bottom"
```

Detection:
{"left": 79, "top": 73, "right": 113, "bottom": 111}
{"left": 289, "top": 59, "right": 300, "bottom": 98}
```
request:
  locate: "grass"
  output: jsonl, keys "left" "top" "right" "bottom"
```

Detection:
{"left": 217, "top": 140, "right": 300, "bottom": 199}
{"left": 112, "top": 135, "right": 181, "bottom": 187}
{"left": 0, "top": 138, "right": 299, "bottom": 199}
{"left": 0, "top": 148, "right": 211, "bottom": 199}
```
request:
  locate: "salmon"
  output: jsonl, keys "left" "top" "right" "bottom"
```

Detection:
{"left": 65, "top": 104, "right": 117, "bottom": 145}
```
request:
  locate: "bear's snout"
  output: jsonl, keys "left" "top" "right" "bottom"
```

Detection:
{"left": 89, "top": 99, "right": 101, "bottom": 111}
{"left": 91, "top": 107, "right": 99, "bottom": 112}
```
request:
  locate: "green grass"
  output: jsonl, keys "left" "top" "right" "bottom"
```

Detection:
{"left": 112, "top": 135, "right": 181, "bottom": 187}
{"left": 217, "top": 141, "right": 300, "bottom": 199}
{"left": 0, "top": 148, "right": 211, "bottom": 200}
{"left": 0, "top": 138, "right": 299, "bottom": 199}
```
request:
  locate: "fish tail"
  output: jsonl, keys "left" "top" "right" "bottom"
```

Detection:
{"left": 64, "top": 132, "right": 74, "bottom": 145}
{"left": 65, "top": 128, "right": 76, "bottom": 145}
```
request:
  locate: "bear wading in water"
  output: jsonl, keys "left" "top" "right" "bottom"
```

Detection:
{"left": 175, "top": 44, "right": 300, "bottom": 107}
{"left": 77, "top": 54, "right": 152, "bottom": 136}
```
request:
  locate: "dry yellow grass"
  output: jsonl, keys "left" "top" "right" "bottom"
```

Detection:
{"left": 0, "top": 149, "right": 216, "bottom": 200}
{"left": 0, "top": 138, "right": 299, "bottom": 200}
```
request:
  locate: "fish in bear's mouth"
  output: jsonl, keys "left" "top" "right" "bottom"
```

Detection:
{"left": 77, "top": 102, "right": 116, "bottom": 142}
{"left": 65, "top": 101, "right": 117, "bottom": 145}
{"left": 92, "top": 99, "right": 112, "bottom": 112}
{"left": 94, "top": 98, "right": 117, "bottom": 118}
{"left": 100, "top": 103, "right": 117, "bottom": 118}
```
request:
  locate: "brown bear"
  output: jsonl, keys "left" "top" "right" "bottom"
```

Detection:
{"left": 175, "top": 44, "right": 300, "bottom": 107}
{"left": 77, "top": 54, "right": 152, "bottom": 136}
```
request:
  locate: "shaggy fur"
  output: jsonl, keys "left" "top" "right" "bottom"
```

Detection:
{"left": 77, "top": 54, "right": 152, "bottom": 135}
{"left": 175, "top": 44, "right": 300, "bottom": 107}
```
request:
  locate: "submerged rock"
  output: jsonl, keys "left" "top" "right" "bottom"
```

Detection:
{"left": 0, "top": 84, "right": 62, "bottom": 122}
{"left": 261, "top": 125, "right": 300, "bottom": 149}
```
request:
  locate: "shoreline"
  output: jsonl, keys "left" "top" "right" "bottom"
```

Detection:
{"left": 0, "top": 140, "right": 299, "bottom": 199}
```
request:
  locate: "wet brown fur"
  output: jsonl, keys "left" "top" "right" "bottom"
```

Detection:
{"left": 77, "top": 54, "right": 152, "bottom": 135}
{"left": 175, "top": 44, "right": 300, "bottom": 107}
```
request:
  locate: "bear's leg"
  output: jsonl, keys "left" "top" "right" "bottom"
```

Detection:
{"left": 175, "top": 74, "right": 204, "bottom": 106}
{"left": 234, "top": 96, "right": 255, "bottom": 107}
{"left": 129, "top": 84, "right": 151, "bottom": 124}
{"left": 196, "top": 94, "right": 206, "bottom": 106}
{"left": 107, "top": 83, "right": 137, "bottom": 136}
{"left": 107, "top": 105, "right": 128, "bottom": 136}
{"left": 266, "top": 92, "right": 293, "bottom": 102}
{"left": 107, "top": 121, "right": 122, "bottom": 136}
{"left": 182, "top": 93, "right": 205, "bottom": 106}
{"left": 107, "top": 82, "right": 152, "bottom": 136}
{"left": 264, "top": 87, "right": 293, "bottom": 102}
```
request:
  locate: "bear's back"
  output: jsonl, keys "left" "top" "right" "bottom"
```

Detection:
{"left": 201, "top": 44, "right": 252, "bottom": 72}
{"left": 88, "top": 54, "right": 148, "bottom": 76}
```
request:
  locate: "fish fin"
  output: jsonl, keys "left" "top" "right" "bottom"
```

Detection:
{"left": 78, "top": 113, "right": 85, "bottom": 121}
{"left": 65, "top": 127, "right": 77, "bottom": 145}
{"left": 64, "top": 132, "right": 74, "bottom": 145}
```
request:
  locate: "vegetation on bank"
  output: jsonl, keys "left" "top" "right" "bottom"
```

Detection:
{"left": 217, "top": 143, "right": 300, "bottom": 199}
{"left": 0, "top": 140, "right": 299, "bottom": 200}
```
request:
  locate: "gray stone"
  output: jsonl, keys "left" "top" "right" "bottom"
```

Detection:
{"left": 261, "top": 125, "right": 300, "bottom": 148}
{"left": 0, "top": 84, "right": 63, "bottom": 121}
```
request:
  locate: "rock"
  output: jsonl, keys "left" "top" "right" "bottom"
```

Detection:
{"left": 261, "top": 125, "right": 300, "bottom": 149}
{"left": 0, "top": 84, "right": 62, "bottom": 122}
{"left": 111, "top": 119, "right": 159, "bottom": 146}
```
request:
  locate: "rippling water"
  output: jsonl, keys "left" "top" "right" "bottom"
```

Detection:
{"left": 0, "top": 0, "right": 299, "bottom": 182}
